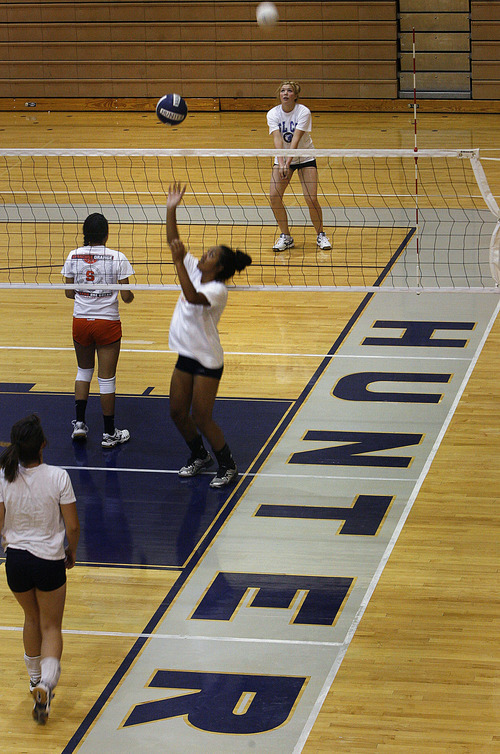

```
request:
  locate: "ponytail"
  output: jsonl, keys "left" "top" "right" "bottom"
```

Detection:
{"left": 0, "top": 443, "right": 20, "bottom": 484}
{"left": 216, "top": 245, "right": 252, "bottom": 282}
{"left": 0, "top": 413, "right": 46, "bottom": 483}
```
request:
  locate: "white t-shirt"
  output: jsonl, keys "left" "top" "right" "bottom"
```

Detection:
{"left": 61, "top": 245, "right": 135, "bottom": 320}
{"left": 169, "top": 252, "right": 228, "bottom": 369}
{"left": 267, "top": 103, "right": 314, "bottom": 165}
{"left": 0, "top": 464, "right": 76, "bottom": 561}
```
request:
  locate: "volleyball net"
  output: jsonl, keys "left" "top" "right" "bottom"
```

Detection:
{"left": 0, "top": 148, "right": 498, "bottom": 292}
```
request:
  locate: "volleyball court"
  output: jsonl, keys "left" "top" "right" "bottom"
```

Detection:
{"left": 0, "top": 131, "right": 499, "bottom": 752}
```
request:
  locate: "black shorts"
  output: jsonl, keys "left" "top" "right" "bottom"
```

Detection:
{"left": 289, "top": 159, "right": 317, "bottom": 173}
{"left": 5, "top": 547, "right": 66, "bottom": 593}
{"left": 176, "top": 354, "right": 224, "bottom": 380}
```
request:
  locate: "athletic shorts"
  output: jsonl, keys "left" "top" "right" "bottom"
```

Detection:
{"left": 73, "top": 317, "right": 122, "bottom": 347}
{"left": 5, "top": 547, "right": 66, "bottom": 593}
{"left": 289, "top": 159, "right": 317, "bottom": 173}
{"left": 175, "top": 354, "right": 224, "bottom": 380}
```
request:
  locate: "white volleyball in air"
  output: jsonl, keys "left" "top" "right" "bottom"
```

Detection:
{"left": 256, "top": 2, "right": 279, "bottom": 27}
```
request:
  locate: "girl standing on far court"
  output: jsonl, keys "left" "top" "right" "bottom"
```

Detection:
{"left": 267, "top": 80, "right": 332, "bottom": 253}
{"left": 0, "top": 414, "right": 80, "bottom": 724}
{"left": 62, "top": 213, "right": 134, "bottom": 448}
{"left": 166, "top": 182, "right": 252, "bottom": 488}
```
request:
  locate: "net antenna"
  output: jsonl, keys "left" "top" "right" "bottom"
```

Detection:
{"left": 0, "top": 148, "right": 498, "bottom": 293}
{"left": 412, "top": 27, "right": 421, "bottom": 288}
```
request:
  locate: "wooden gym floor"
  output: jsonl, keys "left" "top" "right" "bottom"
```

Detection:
{"left": 0, "top": 108, "right": 498, "bottom": 752}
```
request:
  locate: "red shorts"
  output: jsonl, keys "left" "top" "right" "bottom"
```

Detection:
{"left": 73, "top": 318, "right": 122, "bottom": 347}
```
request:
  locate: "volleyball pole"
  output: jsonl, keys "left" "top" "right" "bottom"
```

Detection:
{"left": 412, "top": 27, "right": 422, "bottom": 289}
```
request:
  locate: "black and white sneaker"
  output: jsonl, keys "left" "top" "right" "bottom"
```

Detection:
{"left": 71, "top": 420, "right": 88, "bottom": 440}
{"left": 178, "top": 452, "right": 214, "bottom": 478}
{"left": 317, "top": 232, "right": 332, "bottom": 250}
{"left": 32, "top": 682, "right": 52, "bottom": 724}
{"left": 102, "top": 428, "right": 130, "bottom": 448}
{"left": 210, "top": 465, "right": 238, "bottom": 488}
{"left": 273, "top": 234, "right": 294, "bottom": 252}
{"left": 29, "top": 678, "right": 41, "bottom": 694}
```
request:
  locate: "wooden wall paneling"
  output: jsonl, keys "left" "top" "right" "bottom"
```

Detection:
{"left": 150, "top": 61, "right": 215, "bottom": 80}
{"left": 471, "top": 1, "right": 500, "bottom": 21}
{"left": 110, "top": 23, "right": 146, "bottom": 42}
{"left": 320, "top": 1, "right": 396, "bottom": 21}
{"left": 5, "top": 4, "right": 43, "bottom": 23}
{"left": 400, "top": 32, "right": 471, "bottom": 52}
{"left": 400, "top": 52, "right": 471, "bottom": 71}
{"left": 213, "top": 3, "right": 254, "bottom": 22}
{"left": 3, "top": 23, "right": 77, "bottom": 42}
{"left": 471, "top": 21, "right": 500, "bottom": 39}
{"left": 322, "top": 62, "right": 397, "bottom": 79}
{"left": 399, "top": 12, "right": 471, "bottom": 32}
{"left": 472, "top": 61, "right": 500, "bottom": 78}
{"left": 471, "top": 1, "right": 500, "bottom": 101}
{"left": 108, "top": 43, "right": 148, "bottom": 62}
{"left": 400, "top": 0, "right": 469, "bottom": 9}
{"left": 0, "top": 0, "right": 401, "bottom": 104}
{"left": 399, "top": 71, "right": 471, "bottom": 92}
{"left": 472, "top": 82, "right": 500, "bottom": 98}
{"left": 472, "top": 42, "right": 500, "bottom": 60}
{"left": 213, "top": 61, "right": 286, "bottom": 81}
{"left": 1, "top": 37, "right": 397, "bottom": 62}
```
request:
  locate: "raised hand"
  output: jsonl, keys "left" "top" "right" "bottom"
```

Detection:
{"left": 167, "top": 181, "right": 186, "bottom": 209}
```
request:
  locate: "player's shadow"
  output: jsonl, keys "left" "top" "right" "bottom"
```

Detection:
{"left": 72, "top": 442, "right": 133, "bottom": 564}
{"left": 175, "top": 474, "right": 212, "bottom": 565}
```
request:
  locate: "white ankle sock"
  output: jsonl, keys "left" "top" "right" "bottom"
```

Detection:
{"left": 24, "top": 653, "right": 41, "bottom": 682}
{"left": 40, "top": 656, "right": 61, "bottom": 690}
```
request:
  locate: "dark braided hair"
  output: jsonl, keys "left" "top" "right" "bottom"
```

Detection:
{"left": 83, "top": 213, "right": 108, "bottom": 246}
{"left": 215, "top": 245, "right": 252, "bottom": 282}
{"left": 0, "top": 414, "right": 46, "bottom": 483}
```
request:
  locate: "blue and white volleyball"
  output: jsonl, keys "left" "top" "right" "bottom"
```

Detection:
{"left": 156, "top": 94, "right": 188, "bottom": 125}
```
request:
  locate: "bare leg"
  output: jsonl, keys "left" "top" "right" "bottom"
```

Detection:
{"left": 298, "top": 165, "right": 324, "bottom": 234}
{"left": 12, "top": 588, "right": 42, "bottom": 657}
{"left": 191, "top": 373, "right": 225, "bottom": 451}
{"left": 269, "top": 166, "right": 293, "bottom": 235}
{"left": 36, "top": 584, "right": 67, "bottom": 661}
{"left": 170, "top": 368, "right": 225, "bottom": 451}
{"left": 169, "top": 367, "right": 197, "bottom": 441}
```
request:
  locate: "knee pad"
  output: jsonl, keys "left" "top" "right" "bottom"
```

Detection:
{"left": 98, "top": 376, "right": 116, "bottom": 394}
{"left": 76, "top": 367, "right": 94, "bottom": 383}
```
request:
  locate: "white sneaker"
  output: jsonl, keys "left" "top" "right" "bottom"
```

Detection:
{"left": 102, "top": 428, "right": 130, "bottom": 448}
{"left": 32, "top": 682, "right": 52, "bottom": 724}
{"left": 178, "top": 452, "right": 214, "bottom": 478}
{"left": 317, "top": 232, "right": 332, "bottom": 250}
{"left": 210, "top": 465, "right": 238, "bottom": 488}
{"left": 71, "top": 420, "right": 88, "bottom": 440}
{"left": 273, "top": 234, "right": 294, "bottom": 252}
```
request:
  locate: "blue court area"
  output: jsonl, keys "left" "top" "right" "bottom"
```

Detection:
{"left": 0, "top": 385, "right": 291, "bottom": 568}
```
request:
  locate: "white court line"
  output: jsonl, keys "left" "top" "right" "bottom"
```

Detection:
{"left": 293, "top": 295, "right": 500, "bottom": 753}
{"left": 62, "top": 466, "right": 418, "bottom": 483}
{"left": 0, "top": 624, "right": 342, "bottom": 648}
{"left": 0, "top": 344, "right": 473, "bottom": 361}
